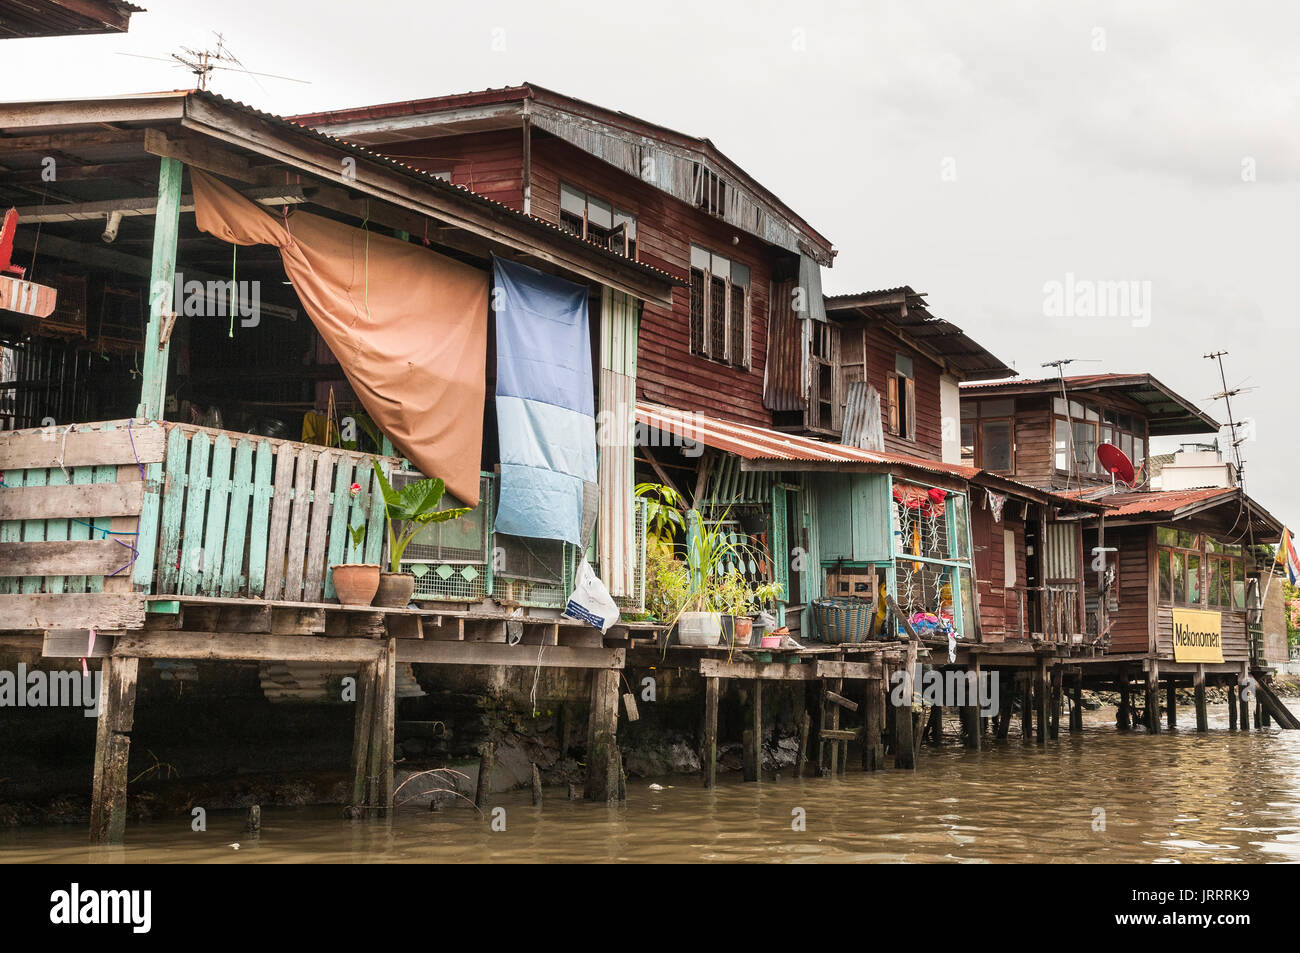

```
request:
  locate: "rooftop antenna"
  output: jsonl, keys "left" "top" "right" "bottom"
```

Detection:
{"left": 117, "top": 32, "right": 309, "bottom": 93}
{"left": 1204, "top": 350, "right": 1247, "bottom": 489}
{"left": 1041, "top": 357, "right": 1102, "bottom": 490}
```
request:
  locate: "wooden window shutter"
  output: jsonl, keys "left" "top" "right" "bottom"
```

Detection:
{"left": 887, "top": 375, "right": 899, "bottom": 434}
{"left": 904, "top": 376, "right": 916, "bottom": 440}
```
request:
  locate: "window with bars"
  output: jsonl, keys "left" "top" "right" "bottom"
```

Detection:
{"left": 688, "top": 244, "right": 750, "bottom": 367}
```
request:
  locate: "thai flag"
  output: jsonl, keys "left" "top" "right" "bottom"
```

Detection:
{"left": 1278, "top": 529, "right": 1300, "bottom": 586}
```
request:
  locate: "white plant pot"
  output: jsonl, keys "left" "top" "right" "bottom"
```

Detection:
{"left": 677, "top": 611, "right": 723, "bottom": 647}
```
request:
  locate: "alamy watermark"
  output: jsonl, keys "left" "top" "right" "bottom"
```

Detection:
{"left": 1043, "top": 273, "right": 1151, "bottom": 328}
{"left": 0, "top": 664, "right": 101, "bottom": 717}
{"left": 889, "top": 665, "right": 1000, "bottom": 716}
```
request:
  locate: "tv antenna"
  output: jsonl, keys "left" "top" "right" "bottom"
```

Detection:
{"left": 1204, "top": 351, "right": 1248, "bottom": 488}
{"left": 118, "top": 33, "right": 309, "bottom": 93}
{"left": 1041, "top": 358, "right": 1102, "bottom": 489}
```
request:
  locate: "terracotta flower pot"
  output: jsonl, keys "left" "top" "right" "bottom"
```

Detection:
{"left": 733, "top": 616, "right": 754, "bottom": 645}
{"left": 374, "top": 571, "right": 416, "bottom": 608}
{"left": 331, "top": 564, "right": 380, "bottom": 606}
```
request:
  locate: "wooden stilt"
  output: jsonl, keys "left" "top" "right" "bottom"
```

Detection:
{"left": 743, "top": 680, "right": 762, "bottom": 782}
{"left": 1194, "top": 666, "right": 1208, "bottom": 732}
{"left": 1070, "top": 671, "right": 1083, "bottom": 733}
{"left": 89, "top": 656, "right": 140, "bottom": 845}
{"left": 1145, "top": 660, "right": 1161, "bottom": 734}
{"left": 995, "top": 669, "right": 1014, "bottom": 740}
{"left": 366, "top": 638, "right": 396, "bottom": 816}
{"left": 862, "top": 676, "right": 884, "bottom": 770}
{"left": 1117, "top": 666, "right": 1131, "bottom": 731}
{"left": 883, "top": 664, "right": 897, "bottom": 758}
{"left": 1166, "top": 676, "right": 1177, "bottom": 730}
{"left": 532, "top": 763, "right": 543, "bottom": 805}
{"left": 1227, "top": 676, "right": 1239, "bottom": 730}
{"left": 927, "top": 705, "right": 944, "bottom": 746}
{"left": 964, "top": 659, "right": 981, "bottom": 750}
{"left": 348, "top": 659, "right": 378, "bottom": 813}
{"left": 584, "top": 667, "right": 621, "bottom": 802}
{"left": 1048, "top": 664, "right": 1062, "bottom": 740}
{"left": 474, "top": 742, "right": 495, "bottom": 809}
{"left": 795, "top": 709, "right": 811, "bottom": 779}
{"left": 894, "top": 642, "right": 917, "bottom": 769}
{"left": 703, "top": 675, "right": 719, "bottom": 788}
{"left": 1020, "top": 672, "right": 1033, "bottom": 744}
{"left": 1036, "top": 658, "right": 1048, "bottom": 744}
{"left": 1239, "top": 667, "right": 1251, "bottom": 731}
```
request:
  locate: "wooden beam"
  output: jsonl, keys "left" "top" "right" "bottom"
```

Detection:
{"left": 0, "top": 481, "right": 144, "bottom": 521}
{"left": 138, "top": 157, "right": 182, "bottom": 420}
{"left": 0, "top": 424, "right": 164, "bottom": 470}
{"left": 0, "top": 128, "right": 146, "bottom": 154}
{"left": 143, "top": 128, "right": 264, "bottom": 184}
{"left": 0, "top": 592, "right": 144, "bottom": 629}
{"left": 42, "top": 628, "right": 112, "bottom": 657}
{"left": 584, "top": 668, "right": 621, "bottom": 803}
{"left": 397, "top": 640, "right": 624, "bottom": 669}
{"left": 110, "top": 632, "right": 385, "bottom": 662}
{"left": 0, "top": 539, "right": 131, "bottom": 577}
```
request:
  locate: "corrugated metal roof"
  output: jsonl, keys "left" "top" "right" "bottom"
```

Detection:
{"left": 824, "top": 286, "right": 1016, "bottom": 382}
{"left": 1094, "top": 487, "right": 1237, "bottom": 516}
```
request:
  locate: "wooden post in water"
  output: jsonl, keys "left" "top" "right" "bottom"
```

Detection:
{"left": 743, "top": 679, "right": 762, "bottom": 782}
{"left": 795, "top": 709, "right": 811, "bottom": 779}
{"left": 349, "top": 659, "right": 378, "bottom": 814}
{"left": 89, "top": 656, "right": 140, "bottom": 845}
{"left": 1166, "top": 676, "right": 1177, "bottom": 729}
{"left": 1194, "top": 666, "right": 1208, "bottom": 732}
{"left": 963, "top": 658, "right": 981, "bottom": 750}
{"left": 1019, "top": 672, "right": 1033, "bottom": 744}
{"left": 368, "top": 637, "right": 397, "bottom": 816}
{"left": 1145, "top": 660, "right": 1161, "bottom": 734}
{"left": 883, "top": 663, "right": 897, "bottom": 758}
{"left": 926, "top": 705, "right": 943, "bottom": 746}
{"left": 474, "top": 742, "right": 495, "bottom": 809}
{"left": 1070, "top": 671, "right": 1084, "bottom": 733}
{"left": 1239, "top": 666, "right": 1251, "bottom": 731}
{"left": 1117, "top": 665, "right": 1131, "bottom": 731}
{"left": 532, "top": 763, "right": 543, "bottom": 806}
{"left": 894, "top": 641, "right": 917, "bottom": 769}
{"left": 585, "top": 668, "right": 622, "bottom": 802}
{"left": 1036, "top": 659, "right": 1049, "bottom": 744}
{"left": 703, "top": 676, "right": 719, "bottom": 788}
{"left": 994, "top": 669, "right": 1013, "bottom": 740}
{"left": 862, "top": 676, "right": 885, "bottom": 770}
{"left": 1227, "top": 676, "right": 1238, "bottom": 730}
{"left": 1048, "top": 664, "right": 1062, "bottom": 740}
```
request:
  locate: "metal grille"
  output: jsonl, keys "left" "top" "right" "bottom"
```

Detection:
{"left": 729, "top": 287, "right": 746, "bottom": 366}
{"left": 397, "top": 472, "right": 491, "bottom": 602}
{"left": 893, "top": 562, "right": 958, "bottom": 631}
{"left": 893, "top": 489, "right": 953, "bottom": 562}
{"left": 689, "top": 269, "right": 706, "bottom": 354}
{"left": 709, "top": 275, "right": 727, "bottom": 359}
{"left": 495, "top": 533, "right": 569, "bottom": 607}
{"left": 612, "top": 498, "right": 647, "bottom": 611}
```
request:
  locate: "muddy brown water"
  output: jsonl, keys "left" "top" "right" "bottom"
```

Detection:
{"left": 4, "top": 704, "right": 1300, "bottom": 863}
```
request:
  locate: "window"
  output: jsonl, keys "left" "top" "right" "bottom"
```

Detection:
{"left": 963, "top": 398, "right": 1016, "bottom": 472}
{"left": 688, "top": 244, "right": 750, "bottom": 368}
{"left": 1053, "top": 397, "right": 1149, "bottom": 478}
{"left": 888, "top": 354, "right": 916, "bottom": 440}
{"left": 1157, "top": 532, "right": 1245, "bottom": 610}
{"left": 559, "top": 183, "right": 637, "bottom": 258}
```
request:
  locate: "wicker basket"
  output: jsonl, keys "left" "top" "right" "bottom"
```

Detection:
{"left": 812, "top": 597, "right": 876, "bottom": 644}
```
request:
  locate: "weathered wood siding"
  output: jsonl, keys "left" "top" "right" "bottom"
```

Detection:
{"left": 378, "top": 130, "right": 525, "bottom": 209}
{"left": 1102, "top": 525, "right": 1154, "bottom": 654}
{"left": 971, "top": 501, "right": 1026, "bottom": 642}
{"left": 865, "top": 326, "right": 944, "bottom": 460}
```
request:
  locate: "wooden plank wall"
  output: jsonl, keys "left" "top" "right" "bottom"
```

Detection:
{"left": 1157, "top": 606, "right": 1249, "bottom": 661}
{"left": 378, "top": 130, "right": 525, "bottom": 209}
{"left": 971, "top": 500, "right": 1026, "bottom": 642}
{"left": 864, "top": 325, "right": 943, "bottom": 460}
{"left": 1099, "top": 524, "right": 1154, "bottom": 653}
{"left": 530, "top": 137, "right": 775, "bottom": 427}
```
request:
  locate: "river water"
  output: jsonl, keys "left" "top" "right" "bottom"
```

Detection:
{"left": 4, "top": 705, "right": 1300, "bottom": 863}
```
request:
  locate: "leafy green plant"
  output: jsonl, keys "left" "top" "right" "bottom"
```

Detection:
{"left": 346, "top": 522, "right": 368, "bottom": 562}
{"left": 636, "top": 482, "right": 686, "bottom": 559}
{"left": 372, "top": 461, "right": 471, "bottom": 573}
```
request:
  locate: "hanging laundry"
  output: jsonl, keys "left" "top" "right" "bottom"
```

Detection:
{"left": 492, "top": 257, "right": 596, "bottom": 546}
{"left": 987, "top": 489, "right": 1007, "bottom": 523}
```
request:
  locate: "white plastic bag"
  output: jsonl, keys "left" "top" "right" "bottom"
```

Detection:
{"left": 563, "top": 562, "right": 620, "bottom": 633}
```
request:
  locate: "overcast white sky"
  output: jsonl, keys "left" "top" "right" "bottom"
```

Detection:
{"left": 7, "top": 0, "right": 1297, "bottom": 529}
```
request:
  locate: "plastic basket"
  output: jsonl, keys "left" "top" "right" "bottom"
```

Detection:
{"left": 812, "top": 597, "right": 875, "bottom": 644}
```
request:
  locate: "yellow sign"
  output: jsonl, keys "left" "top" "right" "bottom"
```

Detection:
{"left": 1171, "top": 608, "right": 1224, "bottom": 663}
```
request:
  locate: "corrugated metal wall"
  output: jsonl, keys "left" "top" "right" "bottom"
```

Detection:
{"left": 598, "top": 287, "right": 639, "bottom": 597}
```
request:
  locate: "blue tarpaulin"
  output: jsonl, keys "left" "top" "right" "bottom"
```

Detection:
{"left": 492, "top": 257, "right": 596, "bottom": 545}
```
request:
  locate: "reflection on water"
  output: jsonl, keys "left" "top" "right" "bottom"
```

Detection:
{"left": 5, "top": 705, "right": 1300, "bottom": 863}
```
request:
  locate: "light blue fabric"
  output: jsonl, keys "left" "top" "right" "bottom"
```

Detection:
{"left": 492, "top": 257, "right": 596, "bottom": 544}
{"left": 496, "top": 395, "right": 597, "bottom": 482}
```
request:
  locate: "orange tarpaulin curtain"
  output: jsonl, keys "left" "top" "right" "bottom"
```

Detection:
{"left": 190, "top": 170, "right": 488, "bottom": 505}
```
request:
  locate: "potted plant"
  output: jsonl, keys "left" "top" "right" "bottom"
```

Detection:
{"left": 330, "top": 482, "right": 380, "bottom": 606}
{"left": 674, "top": 514, "right": 758, "bottom": 647}
{"left": 371, "top": 461, "right": 470, "bottom": 608}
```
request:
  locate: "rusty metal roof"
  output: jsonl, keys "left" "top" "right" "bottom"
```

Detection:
{"left": 0, "top": 0, "right": 142, "bottom": 37}
{"left": 961, "top": 372, "right": 1220, "bottom": 436}
{"left": 1064, "top": 486, "right": 1284, "bottom": 541}
{"left": 824, "top": 287, "right": 1015, "bottom": 382}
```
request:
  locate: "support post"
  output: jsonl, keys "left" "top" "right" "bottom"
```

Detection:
{"left": 1019, "top": 672, "right": 1033, "bottom": 744}
{"left": 1070, "top": 671, "right": 1083, "bottom": 734}
{"left": 894, "top": 641, "right": 917, "bottom": 769}
{"left": 1228, "top": 675, "right": 1239, "bottom": 730}
{"left": 89, "top": 656, "right": 140, "bottom": 845}
{"left": 138, "top": 157, "right": 184, "bottom": 421}
{"left": 584, "top": 668, "right": 621, "bottom": 802}
{"left": 927, "top": 705, "right": 944, "bottom": 746}
{"left": 474, "top": 742, "right": 495, "bottom": 809}
{"left": 995, "top": 669, "right": 1014, "bottom": 740}
{"left": 1166, "top": 676, "right": 1177, "bottom": 730}
{"left": 1145, "top": 659, "right": 1161, "bottom": 734}
{"left": 862, "top": 676, "right": 884, "bottom": 770}
{"left": 366, "top": 638, "right": 396, "bottom": 816}
{"left": 703, "top": 675, "right": 719, "bottom": 788}
{"left": 1239, "top": 666, "right": 1251, "bottom": 731}
{"left": 1194, "top": 665, "right": 1208, "bottom": 732}
{"left": 1036, "top": 658, "right": 1049, "bottom": 744}
{"left": 1117, "top": 665, "right": 1131, "bottom": 731}
{"left": 795, "top": 709, "right": 811, "bottom": 779}
{"left": 963, "top": 659, "right": 981, "bottom": 750}
{"left": 532, "top": 763, "right": 543, "bottom": 806}
{"left": 743, "top": 679, "right": 762, "bottom": 782}
{"left": 1048, "top": 664, "right": 1062, "bottom": 740}
{"left": 348, "top": 659, "right": 378, "bottom": 812}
